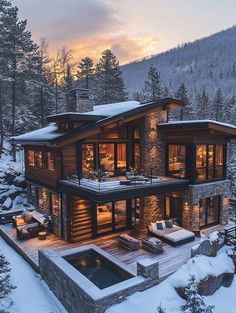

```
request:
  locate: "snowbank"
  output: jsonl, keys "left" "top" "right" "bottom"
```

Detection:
{"left": 106, "top": 249, "right": 235, "bottom": 313}
{"left": 0, "top": 238, "right": 67, "bottom": 313}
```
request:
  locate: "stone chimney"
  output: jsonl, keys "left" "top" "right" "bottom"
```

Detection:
{"left": 69, "top": 88, "right": 94, "bottom": 113}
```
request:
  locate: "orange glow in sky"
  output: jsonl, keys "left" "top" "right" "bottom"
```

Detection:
{"left": 13, "top": 0, "right": 236, "bottom": 64}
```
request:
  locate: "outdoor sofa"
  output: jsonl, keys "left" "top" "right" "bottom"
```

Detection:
{"left": 118, "top": 233, "right": 141, "bottom": 250}
{"left": 142, "top": 236, "right": 164, "bottom": 254}
{"left": 148, "top": 220, "right": 195, "bottom": 247}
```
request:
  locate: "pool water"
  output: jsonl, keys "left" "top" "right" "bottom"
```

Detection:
{"left": 64, "top": 249, "right": 133, "bottom": 289}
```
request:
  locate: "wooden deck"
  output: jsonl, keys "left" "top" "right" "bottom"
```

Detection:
{"left": 0, "top": 224, "right": 228, "bottom": 278}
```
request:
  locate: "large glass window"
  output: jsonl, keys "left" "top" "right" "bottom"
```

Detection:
{"left": 35, "top": 151, "right": 43, "bottom": 168}
{"left": 168, "top": 145, "right": 186, "bottom": 178}
{"left": 82, "top": 144, "right": 94, "bottom": 177}
{"left": 50, "top": 193, "right": 60, "bottom": 217}
{"left": 196, "top": 145, "right": 207, "bottom": 181}
{"left": 117, "top": 143, "right": 127, "bottom": 172}
{"left": 47, "top": 152, "right": 55, "bottom": 171}
{"left": 99, "top": 144, "right": 115, "bottom": 175}
{"left": 37, "top": 187, "right": 48, "bottom": 211}
{"left": 28, "top": 150, "right": 35, "bottom": 167}
{"left": 97, "top": 203, "right": 113, "bottom": 234}
{"left": 196, "top": 144, "right": 224, "bottom": 181}
{"left": 199, "top": 196, "right": 220, "bottom": 227}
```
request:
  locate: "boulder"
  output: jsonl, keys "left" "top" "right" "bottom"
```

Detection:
{"left": 3, "top": 197, "right": 12, "bottom": 210}
{"left": 5, "top": 173, "right": 16, "bottom": 185}
{"left": 191, "top": 236, "right": 220, "bottom": 258}
{"left": 176, "top": 273, "right": 234, "bottom": 299}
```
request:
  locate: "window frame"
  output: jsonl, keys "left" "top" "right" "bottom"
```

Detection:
{"left": 166, "top": 144, "right": 187, "bottom": 179}
{"left": 50, "top": 193, "right": 60, "bottom": 217}
{"left": 195, "top": 144, "right": 226, "bottom": 183}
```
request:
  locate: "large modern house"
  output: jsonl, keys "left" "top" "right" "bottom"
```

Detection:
{"left": 12, "top": 91, "right": 236, "bottom": 243}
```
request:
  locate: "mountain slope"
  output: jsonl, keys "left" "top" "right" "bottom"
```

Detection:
{"left": 122, "top": 26, "right": 236, "bottom": 98}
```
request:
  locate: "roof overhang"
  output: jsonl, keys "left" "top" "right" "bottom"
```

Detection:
{"left": 47, "top": 112, "right": 107, "bottom": 123}
{"left": 158, "top": 120, "right": 236, "bottom": 139}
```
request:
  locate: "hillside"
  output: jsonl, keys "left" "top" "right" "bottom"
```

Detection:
{"left": 122, "top": 26, "right": 236, "bottom": 98}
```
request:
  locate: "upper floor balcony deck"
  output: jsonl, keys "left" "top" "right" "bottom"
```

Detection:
{"left": 59, "top": 175, "right": 189, "bottom": 202}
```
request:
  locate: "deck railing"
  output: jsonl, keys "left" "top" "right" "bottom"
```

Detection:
{"left": 223, "top": 226, "right": 236, "bottom": 250}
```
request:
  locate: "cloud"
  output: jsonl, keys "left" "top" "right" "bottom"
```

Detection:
{"left": 14, "top": 0, "right": 121, "bottom": 43}
{"left": 58, "top": 34, "right": 161, "bottom": 65}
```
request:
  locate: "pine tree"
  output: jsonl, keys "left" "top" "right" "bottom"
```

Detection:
{"left": 0, "top": 252, "right": 15, "bottom": 310}
{"left": 223, "top": 94, "right": 236, "bottom": 124}
{"left": 195, "top": 88, "right": 210, "bottom": 119}
{"left": 156, "top": 303, "right": 166, "bottom": 313}
{"left": 95, "top": 49, "right": 127, "bottom": 104}
{"left": 1, "top": 4, "right": 38, "bottom": 159}
{"left": 77, "top": 57, "right": 94, "bottom": 89}
{"left": 143, "top": 64, "right": 163, "bottom": 101}
{"left": 163, "top": 86, "right": 170, "bottom": 98}
{"left": 133, "top": 91, "right": 145, "bottom": 103}
{"left": 181, "top": 275, "right": 214, "bottom": 313}
{"left": 175, "top": 82, "right": 192, "bottom": 120}
{"left": 213, "top": 88, "right": 224, "bottom": 121}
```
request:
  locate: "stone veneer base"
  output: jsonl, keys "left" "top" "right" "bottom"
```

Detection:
{"left": 39, "top": 245, "right": 160, "bottom": 313}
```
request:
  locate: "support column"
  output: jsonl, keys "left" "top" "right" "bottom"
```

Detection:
{"left": 138, "top": 195, "right": 163, "bottom": 230}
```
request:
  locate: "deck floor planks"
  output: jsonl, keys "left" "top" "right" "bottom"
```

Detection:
{"left": 0, "top": 224, "right": 227, "bottom": 277}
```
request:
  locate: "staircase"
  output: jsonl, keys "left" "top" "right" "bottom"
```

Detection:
{"left": 71, "top": 198, "right": 93, "bottom": 242}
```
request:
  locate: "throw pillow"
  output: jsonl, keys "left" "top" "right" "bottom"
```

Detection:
{"left": 165, "top": 219, "right": 173, "bottom": 228}
{"left": 151, "top": 222, "right": 157, "bottom": 232}
{"left": 156, "top": 222, "right": 163, "bottom": 230}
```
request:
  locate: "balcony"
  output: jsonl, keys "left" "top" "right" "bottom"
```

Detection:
{"left": 59, "top": 174, "right": 189, "bottom": 202}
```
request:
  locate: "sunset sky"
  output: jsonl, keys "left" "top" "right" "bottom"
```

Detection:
{"left": 13, "top": 0, "right": 236, "bottom": 64}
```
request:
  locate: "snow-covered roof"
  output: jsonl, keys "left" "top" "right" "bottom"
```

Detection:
{"left": 160, "top": 119, "right": 236, "bottom": 130}
{"left": 12, "top": 98, "right": 184, "bottom": 145}
{"left": 87, "top": 101, "right": 140, "bottom": 117}
{"left": 11, "top": 125, "right": 66, "bottom": 143}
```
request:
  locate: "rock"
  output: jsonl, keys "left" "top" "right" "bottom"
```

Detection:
{"left": 176, "top": 273, "right": 234, "bottom": 299}
{"left": 14, "top": 180, "right": 27, "bottom": 189}
{"left": 191, "top": 238, "right": 219, "bottom": 257}
{"left": 5, "top": 173, "right": 16, "bottom": 185}
{"left": 3, "top": 197, "right": 12, "bottom": 210}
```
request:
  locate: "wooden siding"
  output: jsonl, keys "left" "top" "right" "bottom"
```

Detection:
{"left": 62, "top": 144, "right": 77, "bottom": 178}
{"left": 24, "top": 147, "right": 62, "bottom": 188}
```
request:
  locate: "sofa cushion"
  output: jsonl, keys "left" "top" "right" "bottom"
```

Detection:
{"left": 151, "top": 222, "right": 158, "bottom": 232}
{"left": 165, "top": 219, "right": 173, "bottom": 228}
{"left": 119, "top": 233, "right": 140, "bottom": 243}
{"left": 24, "top": 211, "right": 33, "bottom": 223}
{"left": 156, "top": 222, "right": 163, "bottom": 230}
{"left": 164, "top": 229, "right": 195, "bottom": 242}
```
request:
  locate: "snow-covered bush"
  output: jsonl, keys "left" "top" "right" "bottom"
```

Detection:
{"left": 0, "top": 252, "right": 15, "bottom": 313}
{"left": 181, "top": 275, "right": 214, "bottom": 313}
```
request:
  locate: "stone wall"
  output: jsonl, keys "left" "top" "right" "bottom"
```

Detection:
{"left": 39, "top": 247, "right": 160, "bottom": 313}
{"left": 142, "top": 110, "right": 167, "bottom": 177}
{"left": 183, "top": 180, "right": 231, "bottom": 230}
{"left": 139, "top": 195, "right": 164, "bottom": 229}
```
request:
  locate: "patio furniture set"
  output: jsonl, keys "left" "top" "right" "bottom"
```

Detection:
{"left": 13, "top": 210, "right": 51, "bottom": 240}
{"left": 118, "top": 219, "right": 195, "bottom": 253}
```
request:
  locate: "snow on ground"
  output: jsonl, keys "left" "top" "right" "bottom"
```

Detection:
{"left": 0, "top": 238, "right": 67, "bottom": 313}
{"left": 106, "top": 248, "right": 235, "bottom": 313}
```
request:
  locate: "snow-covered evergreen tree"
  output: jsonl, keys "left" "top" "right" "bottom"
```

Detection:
{"left": 156, "top": 303, "right": 166, "bottom": 313}
{"left": 195, "top": 88, "right": 210, "bottom": 119}
{"left": 143, "top": 64, "right": 163, "bottom": 101}
{"left": 0, "top": 252, "right": 15, "bottom": 312}
{"left": 175, "top": 82, "right": 192, "bottom": 120}
{"left": 213, "top": 88, "right": 224, "bottom": 121}
{"left": 95, "top": 49, "right": 127, "bottom": 104}
{"left": 77, "top": 57, "right": 94, "bottom": 89}
{"left": 181, "top": 275, "right": 214, "bottom": 313}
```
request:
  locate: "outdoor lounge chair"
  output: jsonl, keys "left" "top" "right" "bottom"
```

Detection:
{"left": 142, "top": 237, "right": 164, "bottom": 254}
{"left": 148, "top": 220, "right": 195, "bottom": 247}
{"left": 118, "top": 233, "right": 141, "bottom": 250}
